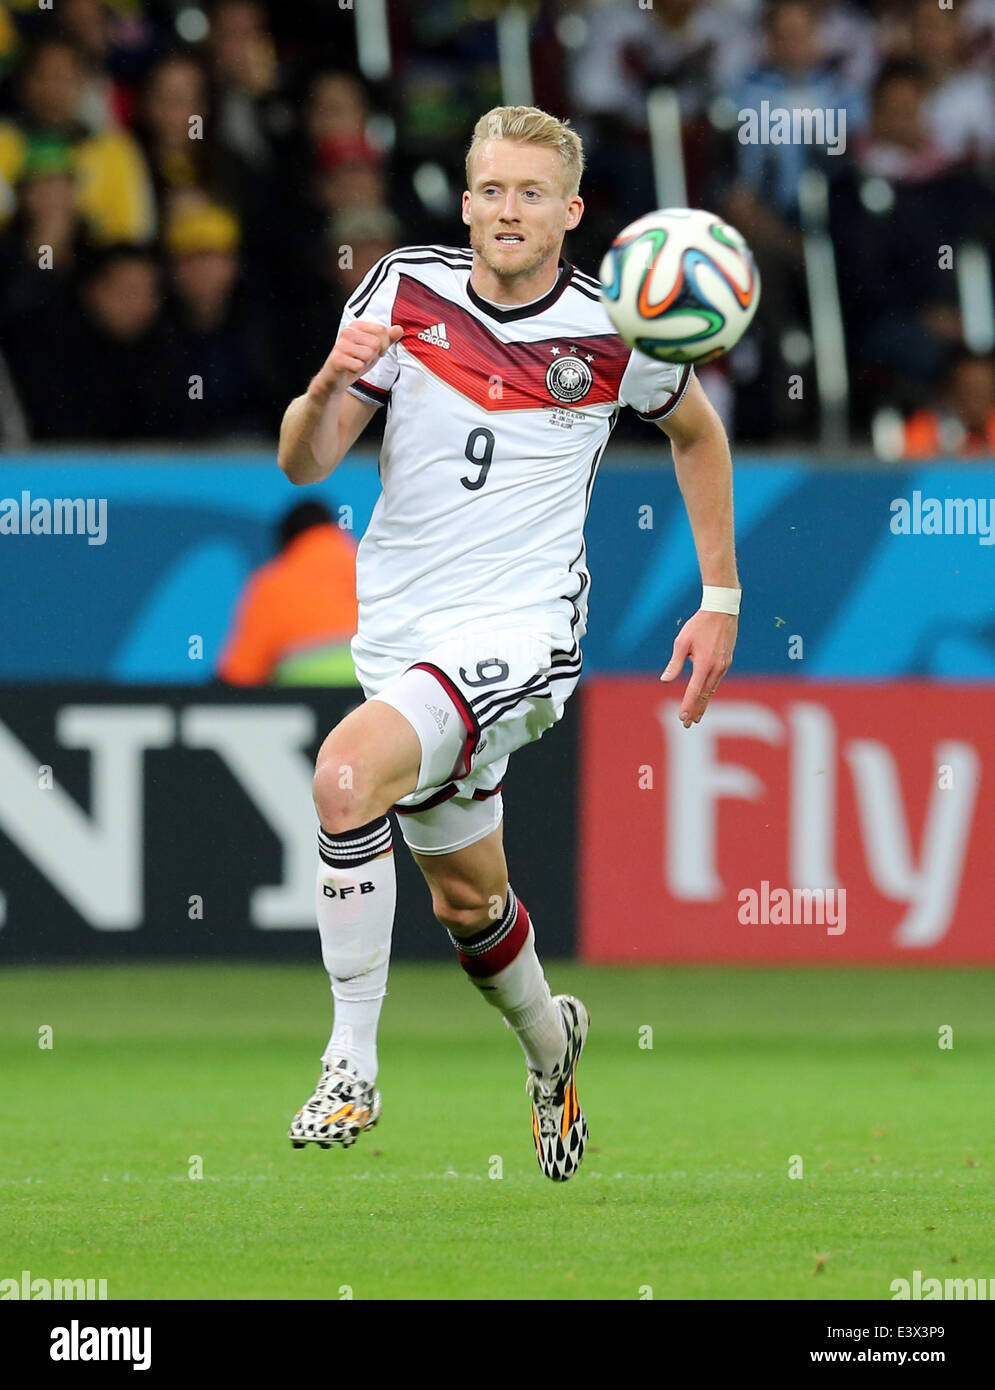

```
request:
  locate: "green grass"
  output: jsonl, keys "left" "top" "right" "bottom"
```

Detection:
{"left": 0, "top": 963, "right": 991, "bottom": 1300}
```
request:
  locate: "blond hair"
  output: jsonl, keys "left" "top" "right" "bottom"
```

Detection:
{"left": 465, "top": 106, "right": 585, "bottom": 199}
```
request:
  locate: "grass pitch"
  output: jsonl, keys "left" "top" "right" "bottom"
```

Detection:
{"left": 0, "top": 962, "right": 991, "bottom": 1300}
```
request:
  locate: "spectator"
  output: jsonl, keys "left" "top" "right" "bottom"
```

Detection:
{"left": 0, "top": 0, "right": 987, "bottom": 452}
{"left": 205, "top": 0, "right": 276, "bottom": 145}
{"left": 55, "top": 0, "right": 130, "bottom": 133}
{"left": 206, "top": 0, "right": 286, "bottom": 170}
{"left": 887, "top": 0, "right": 995, "bottom": 166}
{"left": 287, "top": 70, "right": 387, "bottom": 225}
{"left": 280, "top": 70, "right": 392, "bottom": 310}
{"left": 807, "top": 0, "right": 878, "bottom": 93}
{"left": 217, "top": 500, "right": 361, "bottom": 686}
{"left": 304, "top": 69, "right": 369, "bottom": 150}
{"left": 853, "top": 58, "right": 954, "bottom": 184}
{"left": 0, "top": 36, "right": 155, "bottom": 242}
{"left": 133, "top": 51, "right": 236, "bottom": 229}
{"left": 313, "top": 133, "right": 387, "bottom": 216}
{"left": 902, "top": 354, "right": 995, "bottom": 458}
{"left": 717, "top": 0, "right": 866, "bottom": 437}
{"left": 283, "top": 203, "right": 401, "bottom": 393}
{"left": 0, "top": 135, "right": 95, "bottom": 326}
{"left": 728, "top": 0, "right": 866, "bottom": 225}
{"left": 830, "top": 59, "right": 995, "bottom": 420}
{"left": 566, "top": 0, "right": 758, "bottom": 130}
{"left": 4, "top": 240, "right": 170, "bottom": 440}
{"left": 964, "top": 0, "right": 995, "bottom": 67}
{"left": 159, "top": 199, "right": 280, "bottom": 438}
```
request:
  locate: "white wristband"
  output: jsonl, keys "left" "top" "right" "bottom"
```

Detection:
{"left": 701, "top": 585, "right": 741, "bottom": 616}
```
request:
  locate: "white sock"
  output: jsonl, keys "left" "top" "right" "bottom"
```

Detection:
{"left": 315, "top": 814, "right": 396, "bottom": 1082}
{"left": 449, "top": 890, "right": 566, "bottom": 1075}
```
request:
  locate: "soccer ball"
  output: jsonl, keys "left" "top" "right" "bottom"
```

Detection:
{"left": 598, "top": 207, "right": 760, "bottom": 365}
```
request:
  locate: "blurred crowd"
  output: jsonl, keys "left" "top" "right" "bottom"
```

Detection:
{"left": 0, "top": 0, "right": 993, "bottom": 452}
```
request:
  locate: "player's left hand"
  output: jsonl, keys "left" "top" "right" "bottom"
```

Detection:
{"left": 659, "top": 609, "right": 738, "bottom": 727}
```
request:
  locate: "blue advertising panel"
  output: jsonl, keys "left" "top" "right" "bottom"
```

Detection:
{"left": 1, "top": 452, "right": 993, "bottom": 680}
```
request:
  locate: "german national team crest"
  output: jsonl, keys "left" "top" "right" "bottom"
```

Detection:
{"left": 545, "top": 354, "right": 593, "bottom": 405}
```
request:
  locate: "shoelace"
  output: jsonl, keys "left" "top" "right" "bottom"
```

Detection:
{"left": 305, "top": 1065, "right": 357, "bottom": 1112}
{"left": 526, "top": 1071, "right": 564, "bottom": 1137}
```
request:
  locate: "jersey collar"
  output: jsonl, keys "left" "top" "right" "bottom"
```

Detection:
{"left": 466, "top": 258, "right": 574, "bottom": 322}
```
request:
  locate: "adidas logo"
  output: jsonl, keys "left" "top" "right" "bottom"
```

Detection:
{"left": 417, "top": 321, "right": 450, "bottom": 349}
{"left": 425, "top": 703, "right": 451, "bottom": 734}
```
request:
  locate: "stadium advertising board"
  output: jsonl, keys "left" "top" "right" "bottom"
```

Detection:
{"left": 3, "top": 457, "right": 994, "bottom": 684}
{"left": 580, "top": 678, "right": 992, "bottom": 962}
{"left": 0, "top": 687, "right": 576, "bottom": 963}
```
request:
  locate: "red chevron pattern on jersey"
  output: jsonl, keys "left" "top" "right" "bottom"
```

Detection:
{"left": 394, "top": 273, "right": 631, "bottom": 412}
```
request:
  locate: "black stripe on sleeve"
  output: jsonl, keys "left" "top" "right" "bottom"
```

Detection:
{"left": 348, "top": 379, "right": 390, "bottom": 407}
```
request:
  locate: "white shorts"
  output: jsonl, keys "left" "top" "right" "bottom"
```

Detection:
{"left": 352, "top": 620, "right": 582, "bottom": 855}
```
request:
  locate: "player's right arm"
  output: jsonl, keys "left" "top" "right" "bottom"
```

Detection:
{"left": 277, "top": 319, "right": 403, "bottom": 485}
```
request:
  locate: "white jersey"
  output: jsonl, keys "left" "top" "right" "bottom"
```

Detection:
{"left": 340, "top": 244, "right": 693, "bottom": 657}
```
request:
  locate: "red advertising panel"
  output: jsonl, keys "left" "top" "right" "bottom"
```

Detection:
{"left": 579, "top": 678, "right": 994, "bottom": 962}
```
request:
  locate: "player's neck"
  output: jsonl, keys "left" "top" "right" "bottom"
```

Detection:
{"left": 469, "top": 255, "right": 564, "bottom": 307}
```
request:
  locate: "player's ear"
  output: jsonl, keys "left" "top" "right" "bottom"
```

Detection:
{"left": 461, "top": 191, "right": 471, "bottom": 226}
{"left": 566, "top": 196, "right": 584, "bottom": 231}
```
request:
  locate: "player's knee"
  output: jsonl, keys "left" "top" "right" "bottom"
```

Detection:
{"left": 313, "top": 744, "right": 389, "bottom": 832}
{"left": 430, "top": 882, "right": 502, "bottom": 934}
{"left": 314, "top": 699, "right": 422, "bottom": 832}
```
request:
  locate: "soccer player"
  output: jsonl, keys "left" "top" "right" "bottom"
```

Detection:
{"left": 277, "top": 106, "right": 740, "bottom": 1181}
